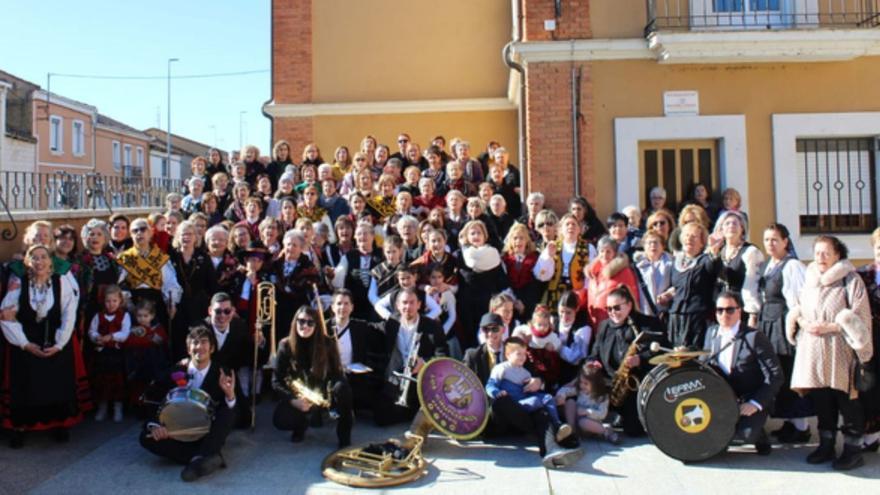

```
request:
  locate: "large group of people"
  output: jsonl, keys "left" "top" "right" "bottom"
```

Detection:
{"left": 0, "top": 134, "right": 877, "bottom": 482}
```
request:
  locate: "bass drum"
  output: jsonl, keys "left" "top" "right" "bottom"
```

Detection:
{"left": 637, "top": 360, "right": 737, "bottom": 462}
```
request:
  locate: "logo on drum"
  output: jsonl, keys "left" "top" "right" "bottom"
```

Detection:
{"left": 674, "top": 398, "right": 712, "bottom": 434}
{"left": 663, "top": 379, "right": 706, "bottom": 403}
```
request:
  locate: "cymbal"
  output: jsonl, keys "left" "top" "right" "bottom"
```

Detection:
{"left": 649, "top": 350, "right": 710, "bottom": 366}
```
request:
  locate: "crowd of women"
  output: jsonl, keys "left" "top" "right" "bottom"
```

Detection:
{"left": 0, "top": 133, "right": 877, "bottom": 478}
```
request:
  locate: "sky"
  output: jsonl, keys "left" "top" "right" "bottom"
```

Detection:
{"left": 0, "top": 0, "right": 271, "bottom": 155}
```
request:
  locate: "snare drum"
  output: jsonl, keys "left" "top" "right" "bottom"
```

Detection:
{"left": 637, "top": 360, "right": 737, "bottom": 462}
{"left": 158, "top": 387, "right": 214, "bottom": 442}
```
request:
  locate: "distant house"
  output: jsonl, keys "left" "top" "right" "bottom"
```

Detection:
{"left": 0, "top": 70, "right": 38, "bottom": 174}
{"left": 143, "top": 128, "right": 228, "bottom": 182}
{"left": 96, "top": 113, "right": 152, "bottom": 180}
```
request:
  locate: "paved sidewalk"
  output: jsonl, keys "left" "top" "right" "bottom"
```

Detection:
{"left": 1, "top": 404, "right": 877, "bottom": 495}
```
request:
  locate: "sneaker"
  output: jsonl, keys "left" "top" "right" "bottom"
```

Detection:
{"left": 94, "top": 402, "right": 108, "bottom": 422}
{"left": 555, "top": 424, "right": 573, "bottom": 443}
{"left": 112, "top": 402, "right": 124, "bottom": 423}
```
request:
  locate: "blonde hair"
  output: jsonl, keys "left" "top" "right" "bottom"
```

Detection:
{"left": 678, "top": 204, "right": 711, "bottom": 230}
{"left": 240, "top": 144, "right": 260, "bottom": 161}
{"left": 23, "top": 220, "right": 54, "bottom": 249}
{"left": 459, "top": 220, "right": 490, "bottom": 247}
{"left": 502, "top": 223, "right": 536, "bottom": 255}
{"left": 721, "top": 187, "right": 741, "bottom": 208}
{"left": 272, "top": 140, "right": 290, "bottom": 161}
{"left": 679, "top": 221, "right": 708, "bottom": 246}
{"left": 871, "top": 227, "right": 880, "bottom": 247}
{"left": 172, "top": 220, "right": 197, "bottom": 249}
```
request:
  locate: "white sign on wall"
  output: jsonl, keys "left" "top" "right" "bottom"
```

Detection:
{"left": 664, "top": 91, "right": 699, "bottom": 116}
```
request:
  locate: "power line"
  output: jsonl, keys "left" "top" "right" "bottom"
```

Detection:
{"left": 48, "top": 69, "right": 269, "bottom": 80}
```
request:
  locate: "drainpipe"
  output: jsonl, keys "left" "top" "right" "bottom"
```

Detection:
{"left": 0, "top": 81, "right": 10, "bottom": 174}
{"left": 503, "top": 0, "right": 527, "bottom": 200}
{"left": 260, "top": 0, "right": 276, "bottom": 151}
{"left": 571, "top": 65, "right": 581, "bottom": 197}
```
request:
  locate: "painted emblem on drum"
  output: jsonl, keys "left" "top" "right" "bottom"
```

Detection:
{"left": 664, "top": 379, "right": 706, "bottom": 403}
{"left": 417, "top": 358, "right": 489, "bottom": 440}
{"left": 674, "top": 398, "right": 712, "bottom": 434}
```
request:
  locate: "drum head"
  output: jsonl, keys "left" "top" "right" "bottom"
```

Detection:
{"left": 416, "top": 358, "right": 489, "bottom": 440}
{"left": 639, "top": 363, "right": 738, "bottom": 462}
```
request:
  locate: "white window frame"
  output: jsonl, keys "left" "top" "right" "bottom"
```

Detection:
{"left": 691, "top": 0, "right": 818, "bottom": 30}
{"left": 112, "top": 140, "right": 121, "bottom": 171}
{"left": 136, "top": 146, "right": 145, "bottom": 168}
{"left": 123, "top": 144, "right": 132, "bottom": 167}
{"left": 49, "top": 115, "right": 63, "bottom": 154}
{"left": 614, "top": 114, "right": 749, "bottom": 212}
{"left": 71, "top": 119, "right": 85, "bottom": 157}
{"left": 772, "top": 112, "right": 880, "bottom": 260}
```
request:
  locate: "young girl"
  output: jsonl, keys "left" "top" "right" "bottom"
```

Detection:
{"left": 556, "top": 363, "right": 618, "bottom": 444}
{"left": 88, "top": 285, "right": 131, "bottom": 422}
{"left": 124, "top": 299, "right": 168, "bottom": 415}
{"left": 501, "top": 223, "right": 554, "bottom": 317}
{"left": 513, "top": 305, "right": 562, "bottom": 390}
{"left": 457, "top": 220, "right": 509, "bottom": 349}
{"left": 556, "top": 291, "right": 593, "bottom": 384}
{"left": 427, "top": 266, "right": 459, "bottom": 359}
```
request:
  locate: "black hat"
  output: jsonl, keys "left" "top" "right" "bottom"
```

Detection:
{"left": 238, "top": 240, "right": 269, "bottom": 262}
{"left": 479, "top": 312, "right": 503, "bottom": 329}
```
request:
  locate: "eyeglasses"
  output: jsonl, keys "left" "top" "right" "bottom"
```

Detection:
{"left": 355, "top": 158, "right": 366, "bottom": 162}
{"left": 131, "top": 227, "right": 147, "bottom": 234}
{"left": 297, "top": 318, "right": 316, "bottom": 327}
{"left": 605, "top": 303, "right": 626, "bottom": 313}
{"left": 398, "top": 139, "right": 409, "bottom": 144}
{"left": 536, "top": 222, "right": 556, "bottom": 229}
{"left": 482, "top": 325, "right": 502, "bottom": 334}
{"left": 213, "top": 308, "right": 233, "bottom": 316}
{"left": 716, "top": 306, "right": 739, "bottom": 315}
{"left": 650, "top": 221, "right": 668, "bottom": 227}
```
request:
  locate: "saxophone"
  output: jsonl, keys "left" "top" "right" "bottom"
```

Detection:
{"left": 609, "top": 318, "right": 645, "bottom": 408}
{"left": 287, "top": 376, "right": 331, "bottom": 409}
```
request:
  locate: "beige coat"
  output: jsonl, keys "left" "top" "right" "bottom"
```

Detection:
{"left": 786, "top": 260, "right": 873, "bottom": 397}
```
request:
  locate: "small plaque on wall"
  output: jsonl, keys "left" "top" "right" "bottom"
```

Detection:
{"left": 664, "top": 91, "right": 699, "bottom": 116}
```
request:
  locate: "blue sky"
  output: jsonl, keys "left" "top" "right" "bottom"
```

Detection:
{"left": 1, "top": 0, "right": 271, "bottom": 155}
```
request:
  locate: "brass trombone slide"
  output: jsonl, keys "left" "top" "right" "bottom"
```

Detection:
{"left": 252, "top": 281, "right": 277, "bottom": 430}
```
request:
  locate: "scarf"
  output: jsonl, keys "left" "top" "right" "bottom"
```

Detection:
{"left": 117, "top": 245, "right": 169, "bottom": 290}
{"left": 462, "top": 245, "right": 501, "bottom": 273}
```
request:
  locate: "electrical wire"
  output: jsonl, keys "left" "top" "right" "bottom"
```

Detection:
{"left": 48, "top": 69, "right": 269, "bottom": 80}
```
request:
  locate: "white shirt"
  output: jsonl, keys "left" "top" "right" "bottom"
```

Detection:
{"left": 187, "top": 361, "right": 236, "bottom": 409}
{"left": 1, "top": 274, "right": 79, "bottom": 350}
{"left": 335, "top": 320, "right": 353, "bottom": 369}
{"left": 88, "top": 311, "right": 132, "bottom": 349}
{"left": 397, "top": 316, "right": 420, "bottom": 360}
{"left": 718, "top": 322, "right": 740, "bottom": 376}
{"left": 212, "top": 324, "right": 230, "bottom": 350}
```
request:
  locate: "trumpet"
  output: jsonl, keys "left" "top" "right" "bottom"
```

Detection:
{"left": 287, "top": 377, "right": 331, "bottom": 409}
{"left": 393, "top": 331, "right": 421, "bottom": 407}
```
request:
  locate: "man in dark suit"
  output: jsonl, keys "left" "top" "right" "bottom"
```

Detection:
{"left": 464, "top": 313, "right": 582, "bottom": 469}
{"left": 371, "top": 288, "right": 448, "bottom": 426}
{"left": 328, "top": 289, "right": 386, "bottom": 411}
{"left": 139, "top": 326, "right": 239, "bottom": 482}
{"left": 203, "top": 292, "right": 255, "bottom": 427}
{"left": 703, "top": 291, "right": 784, "bottom": 455}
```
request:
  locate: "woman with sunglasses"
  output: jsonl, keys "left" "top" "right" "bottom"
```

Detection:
{"left": 645, "top": 209, "right": 676, "bottom": 251}
{"left": 586, "top": 285, "right": 667, "bottom": 437}
{"left": 272, "top": 305, "right": 352, "bottom": 448}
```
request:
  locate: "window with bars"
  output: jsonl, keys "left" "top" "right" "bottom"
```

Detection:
{"left": 797, "top": 137, "right": 877, "bottom": 234}
{"left": 639, "top": 139, "right": 719, "bottom": 211}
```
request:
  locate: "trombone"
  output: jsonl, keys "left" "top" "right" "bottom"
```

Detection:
{"left": 252, "top": 281, "right": 277, "bottom": 430}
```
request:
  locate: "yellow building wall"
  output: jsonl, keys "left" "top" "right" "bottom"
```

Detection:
{"left": 589, "top": 56, "right": 880, "bottom": 241}
{"left": 591, "top": 0, "right": 647, "bottom": 39}
{"left": 311, "top": 0, "right": 512, "bottom": 102}
{"left": 312, "top": 110, "right": 518, "bottom": 164}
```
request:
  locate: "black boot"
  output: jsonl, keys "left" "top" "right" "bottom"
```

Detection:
{"left": 832, "top": 439, "right": 865, "bottom": 471}
{"left": 806, "top": 430, "right": 835, "bottom": 464}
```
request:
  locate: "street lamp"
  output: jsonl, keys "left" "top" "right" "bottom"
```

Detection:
{"left": 239, "top": 111, "right": 247, "bottom": 150}
{"left": 166, "top": 58, "right": 179, "bottom": 178}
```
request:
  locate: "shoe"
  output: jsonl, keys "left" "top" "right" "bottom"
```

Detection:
{"left": 290, "top": 430, "right": 305, "bottom": 443}
{"left": 771, "top": 421, "right": 794, "bottom": 438}
{"left": 180, "top": 454, "right": 225, "bottom": 482}
{"left": 779, "top": 426, "right": 811, "bottom": 444}
{"left": 94, "top": 402, "right": 108, "bottom": 422}
{"left": 832, "top": 443, "right": 865, "bottom": 471}
{"left": 541, "top": 429, "right": 584, "bottom": 470}
{"left": 603, "top": 428, "right": 621, "bottom": 445}
{"left": 52, "top": 428, "right": 70, "bottom": 443}
{"left": 806, "top": 430, "right": 835, "bottom": 464}
{"left": 9, "top": 431, "right": 24, "bottom": 449}
{"left": 555, "top": 424, "right": 573, "bottom": 443}
{"left": 755, "top": 440, "right": 772, "bottom": 456}
{"left": 112, "top": 402, "right": 124, "bottom": 423}
{"left": 864, "top": 440, "right": 879, "bottom": 453}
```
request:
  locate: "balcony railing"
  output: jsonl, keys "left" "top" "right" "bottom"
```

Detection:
{"left": 647, "top": 0, "right": 880, "bottom": 33}
{"left": 0, "top": 171, "right": 184, "bottom": 214}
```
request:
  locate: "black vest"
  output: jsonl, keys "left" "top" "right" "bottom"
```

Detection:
{"left": 758, "top": 256, "right": 792, "bottom": 322}
{"left": 344, "top": 250, "right": 382, "bottom": 305}
{"left": 717, "top": 242, "right": 752, "bottom": 294}
{"left": 18, "top": 274, "right": 63, "bottom": 346}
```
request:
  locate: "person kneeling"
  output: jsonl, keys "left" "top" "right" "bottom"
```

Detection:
{"left": 703, "top": 291, "right": 783, "bottom": 455}
{"left": 139, "top": 326, "right": 238, "bottom": 482}
{"left": 272, "top": 306, "right": 353, "bottom": 449}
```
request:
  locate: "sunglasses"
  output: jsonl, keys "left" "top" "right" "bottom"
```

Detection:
{"left": 536, "top": 222, "right": 556, "bottom": 229}
{"left": 297, "top": 318, "right": 316, "bottom": 327}
{"left": 482, "top": 325, "right": 502, "bottom": 334}
{"left": 356, "top": 158, "right": 366, "bottom": 162}
{"left": 131, "top": 227, "right": 148, "bottom": 234}
{"left": 398, "top": 139, "right": 409, "bottom": 144}
{"left": 716, "top": 306, "right": 739, "bottom": 315}
{"left": 213, "top": 308, "right": 233, "bottom": 316}
{"left": 605, "top": 303, "right": 626, "bottom": 313}
{"left": 651, "top": 221, "right": 668, "bottom": 227}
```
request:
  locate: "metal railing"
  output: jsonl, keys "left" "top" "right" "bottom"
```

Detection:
{"left": 647, "top": 0, "right": 880, "bottom": 33}
{"left": 0, "top": 170, "right": 185, "bottom": 214}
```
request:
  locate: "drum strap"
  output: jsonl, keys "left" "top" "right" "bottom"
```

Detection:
{"left": 708, "top": 329, "right": 773, "bottom": 390}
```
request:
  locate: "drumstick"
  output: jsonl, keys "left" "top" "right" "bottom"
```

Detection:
{"left": 166, "top": 425, "right": 211, "bottom": 438}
